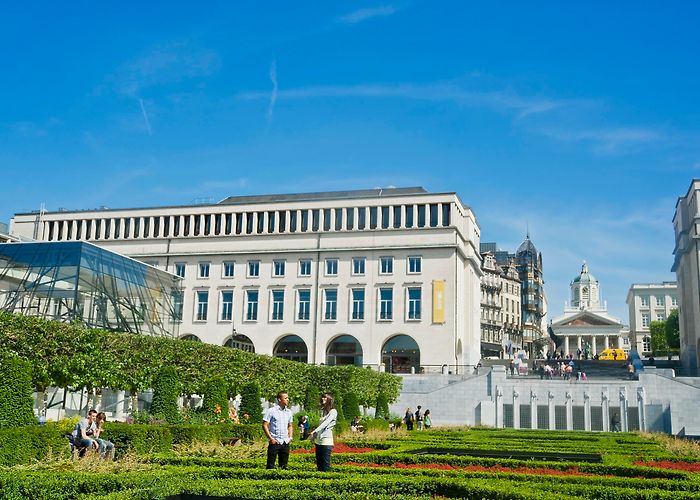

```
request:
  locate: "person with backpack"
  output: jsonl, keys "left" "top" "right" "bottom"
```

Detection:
{"left": 404, "top": 408, "right": 414, "bottom": 430}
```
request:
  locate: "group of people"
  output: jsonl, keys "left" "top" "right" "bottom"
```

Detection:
{"left": 402, "top": 405, "right": 432, "bottom": 430}
{"left": 539, "top": 361, "right": 587, "bottom": 381}
{"left": 262, "top": 391, "right": 337, "bottom": 472}
{"left": 71, "top": 408, "right": 115, "bottom": 459}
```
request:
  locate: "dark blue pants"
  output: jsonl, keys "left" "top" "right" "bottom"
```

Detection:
{"left": 266, "top": 442, "right": 290, "bottom": 469}
{"left": 315, "top": 444, "right": 333, "bottom": 472}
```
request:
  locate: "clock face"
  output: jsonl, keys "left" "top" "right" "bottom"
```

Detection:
{"left": 582, "top": 287, "right": 588, "bottom": 293}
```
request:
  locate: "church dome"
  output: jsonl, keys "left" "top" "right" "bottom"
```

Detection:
{"left": 572, "top": 262, "right": 596, "bottom": 283}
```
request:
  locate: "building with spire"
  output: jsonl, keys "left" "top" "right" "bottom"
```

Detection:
{"left": 550, "top": 262, "right": 627, "bottom": 357}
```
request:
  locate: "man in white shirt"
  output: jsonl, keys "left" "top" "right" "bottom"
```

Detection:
{"left": 71, "top": 408, "right": 99, "bottom": 452}
{"left": 262, "top": 391, "right": 293, "bottom": 469}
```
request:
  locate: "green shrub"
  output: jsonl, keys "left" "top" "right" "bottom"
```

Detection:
{"left": 239, "top": 382, "right": 263, "bottom": 423}
{"left": 303, "top": 383, "right": 320, "bottom": 409}
{"left": 374, "top": 393, "right": 390, "bottom": 419}
{"left": 150, "top": 366, "right": 181, "bottom": 424}
{"left": 0, "top": 424, "right": 69, "bottom": 465}
{"left": 0, "top": 354, "right": 36, "bottom": 429}
{"left": 202, "top": 377, "right": 229, "bottom": 423}
{"left": 342, "top": 391, "right": 361, "bottom": 421}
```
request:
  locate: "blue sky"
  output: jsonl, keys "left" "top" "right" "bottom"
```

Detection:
{"left": 2, "top": 2, "right": 698, "bottom": 323}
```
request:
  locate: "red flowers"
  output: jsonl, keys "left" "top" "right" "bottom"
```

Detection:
{"left": 634, "top": 460, "right": 700, "bottom": 472}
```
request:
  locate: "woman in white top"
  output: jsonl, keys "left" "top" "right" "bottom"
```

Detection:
{"left": 309, "top": 393, "right": 337, "bottom": 472}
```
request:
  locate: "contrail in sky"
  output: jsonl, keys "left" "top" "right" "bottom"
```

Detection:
{"left": 267, "top": 59, "right": 278, "bottom": 126}
{"left": 139, "top": 98, "right": 153, "bottom": 136}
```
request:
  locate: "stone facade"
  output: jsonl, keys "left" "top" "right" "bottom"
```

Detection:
{"left": 672, "top": 179, "right": 700, "bottom": 376}
{"left": 626, "top": 282, "right": 678, "bottom": 355}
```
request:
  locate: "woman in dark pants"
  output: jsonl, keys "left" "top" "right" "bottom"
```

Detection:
{"left": 309, "top": 393, "right": 337, "bottom": 472}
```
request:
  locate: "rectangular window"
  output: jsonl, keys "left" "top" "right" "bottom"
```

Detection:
{"left": 267, "top": 211, "right": 276, "bottom": 233}
{"left": 248, "top": 261, "right": 260, "bottom": 278}
{"left": 198, "top": 262, "right": 210, "bottom": 279}
{"left": 290, "top": 211, "right": 298, "bottom": 232}
{"left": 641, "top": 313, "right": 650, "bottom": 328}
{"left": 172, "top": 290, "right": 183, "bottom": 321}
{"left": 358, "top": 208, "right": 366, "bottom": 229}
{"left": 326, "top": 258, "right": 338, "bottom": 276}
{"left": 351, "top": 288, "right": 365, "bottom": 321}
{"left": 671, "top": 295, "right": 678, "bottom": 306}
{"left": 405, "top": 205, "right": 414, "bottom": 228}
{"left": 379, "top": 287, "right": 393, "bottom": 320}
{"left": 299, "top": 259, "right": 312, "bottom": 276}
{"left": 408, "top": 256, "right": 422, "bottom": 274}
{"left": 656, "top": 311, "right": 666, "bottom": 321}
{"left": 352, "top": 257, "right": 366, "bottom": 275}
{"left": 381, "top": 206, "right": 390, "bottom": 229}
{"left": 301, "top": 210, "right": 309, "bottom": 232}
{"left": 196, "top": 291, "right": 209, "bottom": 321}
{"left": 429, "top": 204, "right": 439, "bottom": 227}
{"left": 407, "top": 287, "right": 421, "bottom": 320}
{"left": 642, "top": 336, "right": 651, "bottom": 352}
{"left": 175, "top": 263, "right": 186, "bottom": 278}
{"left": 654, "top": 295, "right": 663, "bottom": 306}
{"left": 220, "top": 290, "right": 233, "bottom": 321}
{"left": 271, "top": 289, "right": 284, "bottom": 321}
{"left": 324, "top": 288, "right": 337, "bottom": 320}
{"left": 345, "top": 208, "right": 355, "bottom": 230}
{"left": 273, "top": 260, "right": 286, "bottom": 277}
{"left": 297, "top": 289, "right": 311, "bottom": 321}
{"left": 278, "top": 211, "right": 286, "bottom": 232}
{"left": 223, "top": 261, "right": 235, "bottom": 278}
{"left": 245, "top": 290, "right": 259, "bottom": 321}
{"left": 335, "top": 208, "right": 342, "bottom": 231}
{"left": 369, "top": 207, "right": 378, "bottom": 229}
{"left": 640, "top": 295, "right": 650, "bottom": 307}
{"left": 442, "top": 203, "right": 451, "bottom": 226}
{"left": 312, "top": 209, "right": 320, "bottom": 231}
{"left": 417, "top": 205, "right": 426, "bottom": 227}
{"left": 393, "top": 206, "right": 402, "bottom": 228}
{"left": 323, "top": 208, "right": 331, "bottom": 231}
{"left": 379, "top": 256, "right": 393, "bottom": 275}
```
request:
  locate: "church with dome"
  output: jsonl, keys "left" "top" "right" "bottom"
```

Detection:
{"left": 550, "top": 262, "right": 628, "bottom": 357}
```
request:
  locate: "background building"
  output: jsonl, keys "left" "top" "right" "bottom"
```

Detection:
{"left": 672, "top": 179, "right": 700, "bottom": 376}
{"left": 479, "top": 252, "right": 522, "bottom": 358}
{"left": 9, "top": 187, "right": 483, "bottom": 373}
{"left": 481, "top": 236, "right": 547, "bottom": 357}
{"left": 551, "top": 262, "right": 626, "bottom": 357}
{"left": 626, "top": 282, "right": 678, "bottom": 355}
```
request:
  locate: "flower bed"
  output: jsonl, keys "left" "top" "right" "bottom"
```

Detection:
{"left": 634, "top": 460, "right": 700, "bottom": 472}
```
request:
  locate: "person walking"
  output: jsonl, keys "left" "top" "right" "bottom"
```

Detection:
{"left": 423, "top": 409, "right": 432, "bottom": 429}
{"left": 309, "top": 393, "right": 337, "bottom": 472}
{"left": 262, "top": 391, "right": 294, "bottom": 469}
{"left": 404, "top": 408, "right": 414, "bottom": 430}
{"left": 415, "top": 406, "right": 424, "bottom": 430}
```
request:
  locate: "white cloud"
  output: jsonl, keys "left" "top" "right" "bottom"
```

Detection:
{"left": 139, "top": 98, "right": 153, "bottom": 136}
{"left": 339, "top": 5, "right": 397, "bottom": 24}
{"left": 538, "top": 126, "right": 664, "bottom": 155}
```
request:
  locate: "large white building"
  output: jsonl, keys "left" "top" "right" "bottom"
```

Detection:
{"left": 672, "top": 179, "right": 700, "bottom": 376}
{"left": 9, "top": 187, "right": 483, "bottom": 373}
{"left": 626, "top": 282, "right": 678, "bottom": 355}
{"left": 550, "top": 262, "right": 627, "bottom": 357}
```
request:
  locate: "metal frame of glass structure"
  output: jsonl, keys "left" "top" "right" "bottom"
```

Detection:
{"left": 0, "top": 241, "right": 182, "bottom": 337}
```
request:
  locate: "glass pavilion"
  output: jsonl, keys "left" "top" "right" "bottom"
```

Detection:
{"left": 0, "top": 241, "right": 182, "bottom": 337}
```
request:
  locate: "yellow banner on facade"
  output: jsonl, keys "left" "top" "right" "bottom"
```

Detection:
{"left": 432, "top": 280, "right": 445, "bottom": 323}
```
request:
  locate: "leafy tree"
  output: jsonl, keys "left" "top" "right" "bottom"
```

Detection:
{"left": 239, "top": 381, "right": 263, "bottom": 423}
{"left": 650, "top": 320, "right": 668, "bottom": 354}
{"left": 666, "top": 309, "right": 680, "bottom": 349}
{"left": 303, "top": 383, "right": 321, "bottom": 410}
{"left": 150, "top": 366, "right": 181, "bottom": 423}
{"left": 0, "top": 354, "right": 36, "bottom": 428}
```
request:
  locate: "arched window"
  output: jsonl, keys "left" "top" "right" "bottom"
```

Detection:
{"left": 381, "top": 335, "right": 420, "bottom": 374}
{"left": 224, "top": 334, "right": 255, "bottom": 353}
{"left": 180, "top": 334, "right": 202, "bottom": 342}
{"left": 273, "top": 335, "right": 308, "bottom": 363}
{"left": 326, "top": 335, "right": 363, "bottom": 366}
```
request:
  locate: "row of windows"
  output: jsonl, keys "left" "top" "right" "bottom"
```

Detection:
{"left": 171, "top": 256, "right": 423, "bottom": 279}
{"left": 639, "top": 294, "right": 678, "bottom": 307}
{"left": 44, "top": 203, "right": 453, "bottom": 241}
{"left": 188, "top": 286, "right": 423, "bottom": 323}
{"left": 640, "top": 311, "right": 669, "bottom": 327}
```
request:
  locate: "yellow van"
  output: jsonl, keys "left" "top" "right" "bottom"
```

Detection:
{"left": 598, "top": 348, "right": 627, "bottom": 361}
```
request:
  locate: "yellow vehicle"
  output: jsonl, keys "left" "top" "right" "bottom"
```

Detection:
{"left": 598, "top": 348, "right": 627, "bottom": 361}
